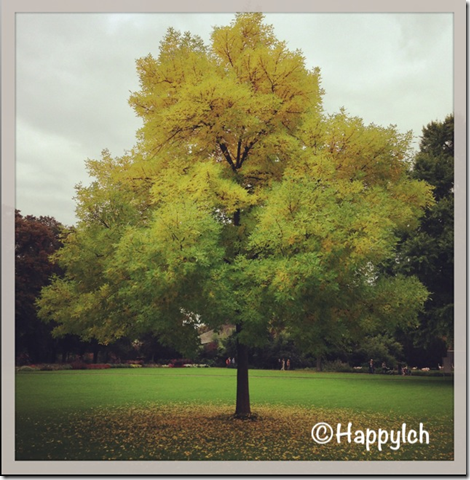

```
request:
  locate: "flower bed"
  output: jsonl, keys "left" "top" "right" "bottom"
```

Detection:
{"left": 86, "top": 364, "right": 111, "bottom": 370}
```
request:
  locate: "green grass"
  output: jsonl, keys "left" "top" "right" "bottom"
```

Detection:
{"left": 15, "top": 368, "right": 454, "bottom": 461}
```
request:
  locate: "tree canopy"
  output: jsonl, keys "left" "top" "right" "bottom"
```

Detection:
{"left": 15, "top": 210, "right": 63, "bottom": 362}
{"left": 38, "top": 13, "right": 433, "bottom": 415}
{"left": 393, "top": 114, "right": 454, "bottom": 349}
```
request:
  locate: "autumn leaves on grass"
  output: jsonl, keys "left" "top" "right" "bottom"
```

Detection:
{"left": 17, "top": 404, "right": 453, "bottom": 461}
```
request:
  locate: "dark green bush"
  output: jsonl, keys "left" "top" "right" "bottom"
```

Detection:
{"left": 321, "top": 360, "right": 354, "bottom": 373}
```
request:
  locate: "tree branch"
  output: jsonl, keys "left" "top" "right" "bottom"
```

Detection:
{"left": 238, "top": 136, "right": 262, "bottom": 168}
{"left": 218, "top": 142, "right": 237, "bottom": 172}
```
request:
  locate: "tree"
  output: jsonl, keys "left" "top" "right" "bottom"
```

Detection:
{"left": 393, "top": 115, "right": 454, "bottom": 354}
{"left": 16, "top": 210, "right": 106, "bottom": 364}
{"left": 38, "top": 14, "right": 433, "bottom": 416}
{"left": 15, "top": 210, "right": 63, "bottom": 362}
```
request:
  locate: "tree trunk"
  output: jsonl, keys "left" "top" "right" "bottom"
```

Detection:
{"left": 235, "top": 324, "right": 251, "bottom": 416}
{"left": 93, "top": 346, "right": 99, "bottom": 364}
{"left": 233, "top": 208, "right": 251, "bottom": 417}
{"left": 316, "top": 356, "right": 322, "bottom": 372}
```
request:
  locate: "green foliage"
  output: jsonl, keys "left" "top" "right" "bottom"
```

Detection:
{"left": 353, "top": 334, "right": 404, "bottom": 367}
{"left": 320, "top": 359, "right": 354, "bottom": 373}
{"left": 218, "top": 330, "right": 314, "bottom": 370}
{"left": 393, "top": 115, "right": 454, "bottom": 348}
{"left": 15, "top": 210, "right": 63, "bottom": 349}
{"left": 38, "top": 14, "right": 432, "bottom": 375}
{"left": 15, "top": 210, "right": 91, "bottom": 363}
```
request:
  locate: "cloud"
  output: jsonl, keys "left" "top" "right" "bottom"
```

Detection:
{"left": 267, "top": 13, "right": 452, "bottom": 148}
{"left": 17, "top": 14, "right": 141, "bottom": 156}
{"left": 16, "top": 118, "right": 91, "bottom": 225}
{"left": 395, "top": 13, "right": 453, "bottom": 59}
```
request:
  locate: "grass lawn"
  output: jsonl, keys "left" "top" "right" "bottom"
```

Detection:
{"left": 15, "top": 368, "right": 454, "bottom": 461}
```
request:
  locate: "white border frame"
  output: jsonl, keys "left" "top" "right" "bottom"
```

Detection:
{"left": 2, "top": 0, "right": 466, "bottom": 475}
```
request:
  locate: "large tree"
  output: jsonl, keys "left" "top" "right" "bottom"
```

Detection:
{"left": 393, "top": 115, "right": 454, "bottom": 352}
{"left": 38, "top": 14, "right": 432, "bottom": 416}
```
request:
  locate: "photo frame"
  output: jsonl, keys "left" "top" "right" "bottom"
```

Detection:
{"left": 2, "top": 0, "right": 465, "bottom": 475}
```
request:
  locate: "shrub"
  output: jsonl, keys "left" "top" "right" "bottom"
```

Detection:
{"left": 39, "top": 364, "right": 54, "bottom": 371}
{"left": 126, "top": 360, "right": 144, "bottom": 366}
{"left": 86, "top": 364, "right": 111, "bottom": 370}
{"left": 321, "top": 360, "right": 354, "bottom": 373}
{"left": 168, "top": 359, "right": 192, "bottom": 368}
{"left": 70, "top": 360, "right": 87, "bottom": 370}
{"left": 17, "top": 365, "right": 38, "bottom": 372}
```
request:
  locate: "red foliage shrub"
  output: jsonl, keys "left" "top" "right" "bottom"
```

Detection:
{"left": 70, "top": 360, "right": 87, "bottom": 370}
{"left": 168, "top": 359, "right": 192, "bottom": 368}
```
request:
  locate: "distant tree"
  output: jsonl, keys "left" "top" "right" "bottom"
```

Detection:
{"left": 393, "top": 115, "right": 454, "bottom": 352}
{"left": 15, "top": 211, "right": 95, "bottom": 363}
{"left": 137, "top": 332, "right": 183, "bottom": 363}
{"left": 38, "top": 13, "right": 433, "bottom": 417}
{"left": 15, "top": 210, "right": 64, "bottom": 362}
{"left": 352, "top": 334, "right": 404, "bottom": 368}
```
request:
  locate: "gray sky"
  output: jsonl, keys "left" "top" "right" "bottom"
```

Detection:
{"left": 16, "top": 13, "right": 453, "bottom": 226}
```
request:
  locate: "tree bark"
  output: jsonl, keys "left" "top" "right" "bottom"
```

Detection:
{"left": 232, "top": 207, "right": 251, "bottom": 417}
{"left": 235, "top": 323, "right": 251, "bottom": 416}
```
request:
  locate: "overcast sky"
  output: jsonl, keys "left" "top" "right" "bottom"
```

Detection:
{"left": 16, "top": 13, "right": 453, "bottom": 226}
